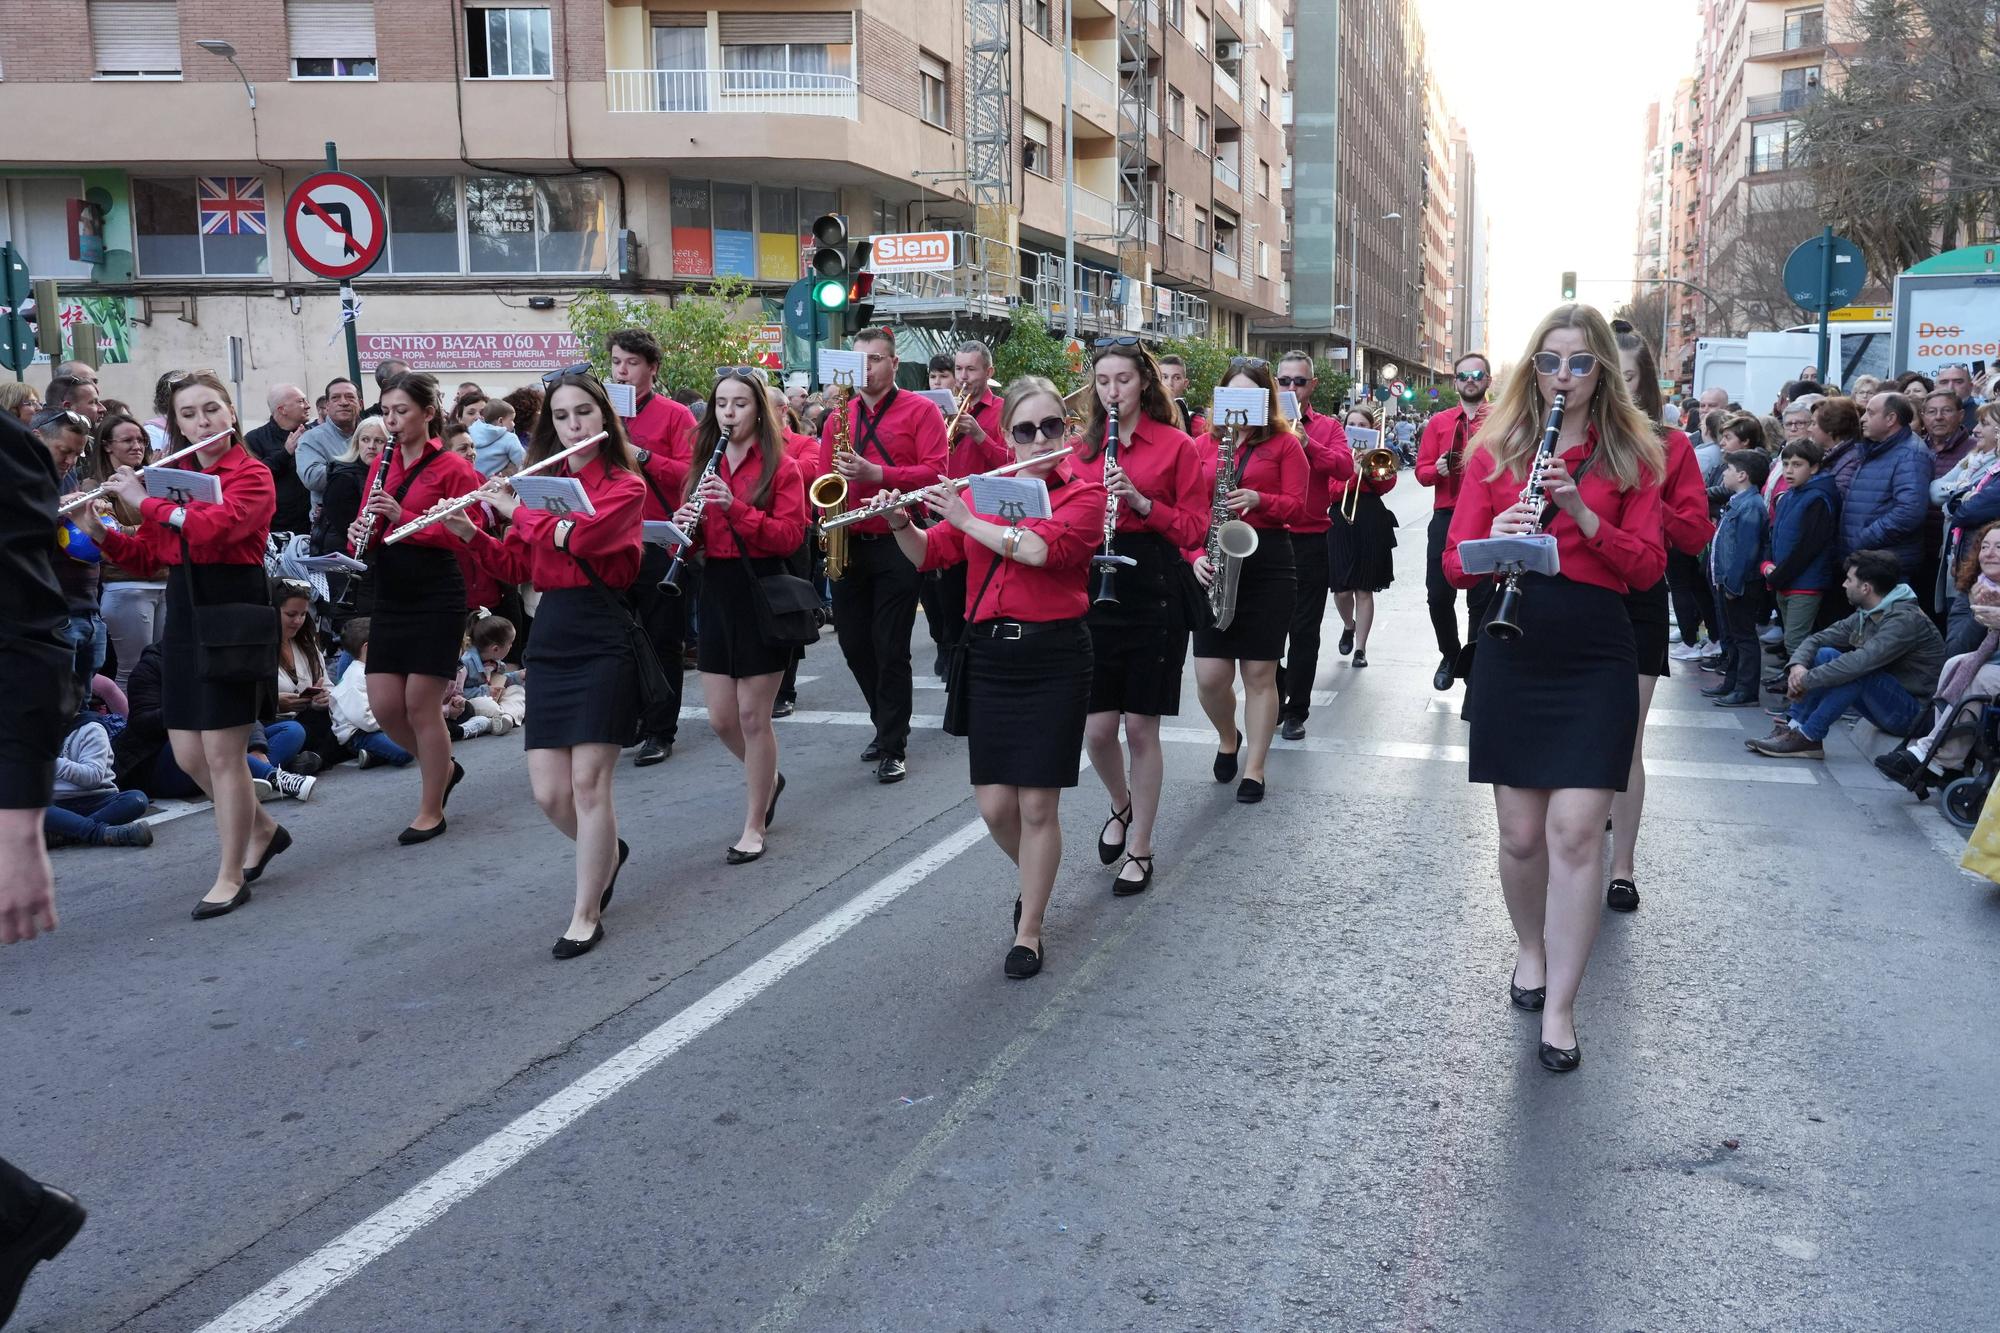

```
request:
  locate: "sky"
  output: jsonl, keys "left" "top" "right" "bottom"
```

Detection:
{"left": 1411, "top": 0, "right": 1703, "bottom": 358}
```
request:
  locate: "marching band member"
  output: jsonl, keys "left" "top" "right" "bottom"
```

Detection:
{"left": 1073, "top": 339, "right": 1208, "bottom": 894}
{"left": 922, "top": 341, "right": 1011, "bottom": 678}
{"left": 817, "top": 327, "right": 949, "bottom": 784}
{"left": 610, "top": 328, "right": 697, "bottom": 768}
{"left": 1444, "top": 305, "right": 1667, "bottom": 1072}
{"left": 1156, "top": 354, "right": 1207, "bottom": 437}
{"left": 886, "top": 376, "right": 1104, "bottom": 979}
{"left": 1189, "top": 359, "right": 1308, "bottom": 803}
{"left": 774, "top": 387, "right": 822, "bottom": 720}
{"left": 347, "top": 372, "right": 483, "bottom": 846}
{"left": 1417, "top": 353, "right": 1496, "bottom": 689}
{"left": 441, "top": 373, "right": 646, "bottom": 959}
{"left": 1327, "top": 405, "right": 1398, "bottom": 670}
{"left": 671, "top": 370, "right": 808, "bottom": 865}
{"left": 1275, "top": 353, "right": 1355, "bottom": 740}
{"left": 1607, "top": 330, "right": 1715, "bottom": 914}
{"left": 77, "top": 371, "right": 283, "bottom": 919}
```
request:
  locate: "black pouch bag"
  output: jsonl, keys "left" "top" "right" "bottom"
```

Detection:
{"left": 179, "top": 532, "right": 279, "bottom": 684}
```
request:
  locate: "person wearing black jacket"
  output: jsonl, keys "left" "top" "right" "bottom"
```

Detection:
{"left": 0, "top": 409, "right": 90, "bottom": 1324}
{"left": 244, "top": 384, "right": 313, "bottom": 534}
{"left": 1762, "top": 440, "right": 1843, "bottom": 656}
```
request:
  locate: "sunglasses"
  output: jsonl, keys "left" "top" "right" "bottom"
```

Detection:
{"left": 1454, "top": 369, "right": 1489, "bottom": 382}
{"left": 1229, "top": 356, "right": 1270, "bottom": 371}
{"left": 1531, "top": 352, "right": 1599, "bottom": 377}
{"left": 1093, "top": 335, "right": 1142, "bottom": 349}
{"left": 541, "top": 361, "right": 595, "bottom": 386}
{"left": 1009, "top": 416, "right": 1069, "bottom": 444}
{"left": 714, "top": 365, "right": 767, "bottom": 383}
{"left": 1275, "top": 375, "right": 1311, "bottom": 388}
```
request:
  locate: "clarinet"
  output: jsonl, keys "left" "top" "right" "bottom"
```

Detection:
{"left": 1483, "top": 391, "right": 1567, "bottom": 642}
{"left": 661, "top": 445, "right": 725, "bottom": 593}
{"left": 1090, "top": 405, "right": 1136, "bottom": 603}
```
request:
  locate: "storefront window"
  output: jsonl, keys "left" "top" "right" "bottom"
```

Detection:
{"left": 671, "top": 180, "right": 713, "bottom": 277}
{"left": 465, "top": 176, "right": 538, "bottom": 273}
{"left": 133, "top": 176, "right": 269, "bottom": 276}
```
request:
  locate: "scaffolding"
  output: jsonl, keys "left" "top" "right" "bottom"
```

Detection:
{"left": 965, "top": 0, "right": 1016, "bottom": 293}
{"left": 1115, "top": 0, "right": 1152, "bottom": 278}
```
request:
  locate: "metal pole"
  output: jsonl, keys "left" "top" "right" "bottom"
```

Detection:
{"left": 1348, "top": 205, "right": 1360, "bottom": 396}
{"left": 326, "top": 141, "right": 363, "bottom": 392}
{"left": 1815, "top": 223, "right": 1834, "bottom": 383}
{"left": 1062, "top": 0, "right": 1077, "bottom": 341}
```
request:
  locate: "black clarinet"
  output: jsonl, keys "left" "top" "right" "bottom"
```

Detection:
{"left": 1483, "top": 390, "right": 1567, "bottom": 642}
{"left": 661, "top": 446, "right": 724, "bottom": 593}
{"left": 1091, "top": 405, "right": 1136, "bottom": 603}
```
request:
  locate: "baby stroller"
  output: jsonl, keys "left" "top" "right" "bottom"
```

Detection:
{"left": 1881, "top": 693, "right": 2000, "bottom": 830}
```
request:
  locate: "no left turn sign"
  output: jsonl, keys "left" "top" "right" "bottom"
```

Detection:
{"left": 283, "top": 171, "right": 386, "bottom": 281}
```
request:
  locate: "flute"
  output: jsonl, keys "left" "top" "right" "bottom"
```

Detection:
{"left": 819, "top": 446, "right": 1075, "bottom": 532}
{"left": 58, "top": 430, "right": 235, "bottom": 515}
{"left": 383, "top": 431, "right": 609, "bottom": 544}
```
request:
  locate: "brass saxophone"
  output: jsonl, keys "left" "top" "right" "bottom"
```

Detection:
{"left": 810, "top": 379, "right": 856, "bottom": 581}
{"left": 1205, "top": 408, "right": 1259, "bottom": 632}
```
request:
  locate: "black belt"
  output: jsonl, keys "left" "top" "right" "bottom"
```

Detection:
{"left": 967, "top": 617, "right": 1082, "bottom": 640}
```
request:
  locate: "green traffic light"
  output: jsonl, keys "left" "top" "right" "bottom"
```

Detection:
{"left": 811, "top": 277, "right": 848, "bottom": 311}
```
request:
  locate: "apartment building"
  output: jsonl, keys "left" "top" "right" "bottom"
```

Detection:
{"left": 0, "top": 0, "right": 1286, "bottom": 411}
{"left": 1448, "top": 121, "right": 1488, "bottom": 361}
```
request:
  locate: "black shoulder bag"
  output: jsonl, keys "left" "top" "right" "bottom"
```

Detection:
{"left": 177, "top": 531, "right": 280, "bottom": 685}
{"left": 568, "top": 543, "right": 673, "bottom": 743}
{"left": 941, "top": 554, "right": 1003, "bottom": 737}
{"left": 717, "top": 507, "right": 820, "bottom": 649}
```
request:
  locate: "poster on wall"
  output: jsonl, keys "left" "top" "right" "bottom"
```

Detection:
{"left": 714, "top": 230, "right": 755, "bottom": 279}
{"left": 671, "top": 181, "right": 713, "bottom": 277}
{"left": 358, "top": 331, "right": 587, "bottom": 373}
{"left": 1892, "top": 274, "right": 2000, "bottom": 378}
{"left": 758, "top": 233, "right": 800, "bottom": 280}
{"left": 29, "top": 296, "right": 131, "bottom": 365}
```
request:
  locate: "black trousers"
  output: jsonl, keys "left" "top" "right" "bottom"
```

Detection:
{"left": 1719, "top": 590, "right": 1761, "bottom": 691}
{"left": 919, "top": 564, "right": 969, "bottom": 665}
{"left": 778, "top": 536, "right": 816, "bottom": 706}
{"left": 1280, "top": 530, "right": 1331, "bottom": 721}
{"left": 1666, "top": 546, "right": 1718, "bottom": 646}
{"left": 1425, "top": 508, "right": 1494, "bottom": 660}
{"left": 0, "top": 1154, "right": 42, "bottom": 1237}
{"left": 830, "top": 534, "right": 922, "bottom": 756}
{"left": 630, "top": 545, "right": 686, "bottom": 744}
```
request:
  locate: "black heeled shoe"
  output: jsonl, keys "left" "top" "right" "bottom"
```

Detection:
{"left": 1213, "top": 729, "right": 1243, "bottom": 783}
{"left": 442, "top": 758, "right": 465, "bottom": 809}
{"left": 241, "top": 824, "right": 291, "bottom": 884}
{"left": 1004, "top": 941, "right": 1043, "bottom": 979}
{"left": 601, "top": 839, "right": 630, "bottom": 911}
{"left": 765, "top": 772, "right": 786, "bottom": 827}
{"left": 1509, "top": 975, "right": 1546, "bottom": 1012}
{"left": 191, "top": 885, "right": 251, "bottom": 921}
{"left": 398, "top": 818, "right": 447, "bottom": 846}
{"left": 1538, "top": 1040, "right": 1582, "bottom": 1073}
{"left": 552, "top": 924, "right": 603, "bottom": 960}
{"left": 1113, "top": 852, "right": 1153, "bottom": 897}
{"left": 1097, "top": 801, "right": 1132, "bottom": 865}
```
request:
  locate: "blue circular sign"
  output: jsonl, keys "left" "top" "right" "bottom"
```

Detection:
{"left": 1783, "top": 233, "right": 1867, "bottom": 313}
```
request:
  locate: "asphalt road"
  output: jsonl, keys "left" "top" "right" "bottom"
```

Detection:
{"left": 7, "top": 482, "right": 1998, "bottom": 1333}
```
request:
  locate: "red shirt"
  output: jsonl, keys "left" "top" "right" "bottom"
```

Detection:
{"left": 353, "top": 440, "right": 483, "bottom": 556}
{"left": 1067, "top": 413, "right": 1209, "bottom": 550}
{"left": 697, "top": 447, "right": 809, "bottom": 559}
{"left": 97, "top": 442, "right": 275, "bottom": 574}
{"left": 1443, "top": 433, "right": 1668, "bottom": 596}
{"left": 816, "top": 387, "right": 950, "bottom": 536}
{"left": 463, "top": 453, "right": 646, "bottom": 590}
{"left": 950, "top": 390, "right": 1010, "bottom": 478}
{"left": 1289, "top": 410, "right": 1358, "bottom": 535}
{"left": 1661, "top": 429, "right": 1715, "bottom": 557}
{"left": 1417, "top": 404, "right": 1488, "bottom": 511}
{"left": 784, "top": 430, "right": 820, "bottom": 472}
{"left": 628, "top": 394, "right": 697, "bottom": 521}
{"left": 1188, "top": 429, "right": 1309, "bottom": 543}
{"left": 918, "top": 466, "right": 1106, "bottom": 623}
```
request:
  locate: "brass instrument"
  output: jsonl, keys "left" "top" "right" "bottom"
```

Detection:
{"left": 819, "top": 446, "right": 1075, "bottom": 532}
{"left": 1091, "top": 404, "right": 1136, "bottom": 603}
{"left": 384, "top": 432, "right": 608, "bottom": 544}
{"left": 661, "top": 444, "right": 724, "bottom": 592}
{"left": 945, "top": 385, "right": 976, "bottom": 440}
{"left": 811, "top": 377, "right": 857, "bottom": 581}
{"left": 58, "top": 430, "right": 232, "bottom": 515}
{"left": 1484, "top": 391, "right": 1568, "bottom": 642}
{"left": 1205, "top": 408, "right": 1259, "bottom": 631}
{"left": 1357, "top": 443, "right": 1401, "bottom": 484}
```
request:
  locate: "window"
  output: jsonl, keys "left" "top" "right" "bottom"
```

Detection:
{"left": 1257, "top": 77, "right": 1270, "bottom": 117}
{"left": 0, "top": 179, "right": 94, "bottom": 280}
{"left": 90, "top": 0, "right": 180, "bottom": 78}
{"left": 1025, "top": 0, "right": 1052, "bottom": 40}
{"left": 465, "top": 6, "right": 552, "bottom": 79}
{"left": 288, "top": 1, "right": 376, "bottom": 78}
{"left": 1280, "top": 154, "right": 1292, "bottom": 188}
{"left": 1166, "top": 0, "right": 1185, "bottom": 28}
{"left": 1192, "top": 9, "right": 1209, "bottom": 54}
{"left": 1168, "top": 86, "right": 1185, "bottom": 136}
{"left": 920, "top": 51, "right": 949, "bottom": 128}
{"left": 1194, "top": 108, "right": 1209, "bottom": 153}
{"left": 465, "top": 175, "right": 608, "bottom": 273}
{"left": 1023, "top": 112, "right": 1052, "bottom": 178}
{"left": 1194, "top": 206, "right": 1208, "bottom": 249}
{"left": 134, "top": 177, "right": 269, "bottom": 276}
{"left": 1281, "top": 25, "right": 1293, "bottom": 57}
{"left": 1258, "top": 159, "right": 1270, "bottom": 196}
{"left": 379, "top": 176, "right": 459, "bottom": 273}
{"left": 1165, "top": 188, "right": 1185, "bottom": 238}
{"left": 1257, "top": 239, "right": 1269, "bottom": 278}
{"left": 718, "top": 15, "right": 855, "bottom": 90}
{"left": 1785, "top": 7, "right": 1825, "bottom": 48}
{"left": 1750, "top": 119, "right": 1803, "bottom": 173}
{"left": 1280, "top": 90, "right": 1291, "bottom": 124}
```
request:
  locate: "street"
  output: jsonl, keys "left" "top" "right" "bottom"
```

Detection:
{"left": 7, "top": 482, "right": 1998, "bottom": 1333}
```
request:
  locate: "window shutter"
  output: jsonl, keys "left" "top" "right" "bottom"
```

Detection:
{"left": 919, "top": 52, "right": 947, "bottom": 82}
{"left": 288, "top": 0, "right": 378, "bottom": 59}
{"left": 90, "top": 0, "right": 181, "bottom": 75}
{"left": 718, "top": 13, "right": 853, "bottom": 43}
{"left": 1024, "top": 112, "right": 1050, "bottom": 146}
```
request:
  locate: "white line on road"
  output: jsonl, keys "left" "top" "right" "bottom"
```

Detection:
{"left": 1422, "top": 698, "right": 1742, "bottom": 730}
{"left": 193, "top": 817, "right": 990, "bottom": 1333}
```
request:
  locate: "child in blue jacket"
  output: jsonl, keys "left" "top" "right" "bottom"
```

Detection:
{"left": 1704, "top": 449, "right": 1771, "bottom": 707}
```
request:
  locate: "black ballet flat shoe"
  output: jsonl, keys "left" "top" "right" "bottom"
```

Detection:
{"left": 1113, "top": 852, "right": 1154, "bottom": 897}
{"left": 1004, "top": 942, "right": 1043, "bottom": 980}
{"left": 1509, "top": 976, "right": 1546, "bottom": 1012}
{"left": 1352, "top": 649, "right": 1369, "bottom": 668}
{"left": 1338, "top": 628, "right": 1355, "bottom": 656}
{"left": 398, "top": 818, "right": 447, "bottom": 846}
{"left": 1236, "top": 777, "right": 1265, "bottom": 804}
{"left": 1606, "top": 877, "right": 1640, "bottom": 912}
{"left": 241, "top": 824, "right": 292, "bottom": 884}
{"left": 442, "top": 758, "right": 465, "bottom": 809}
{"left": 601, "top": 838, "right": 630, "bottom": 912}
{"left": 191, "top": 885, "right": 251, "bottom": 921}
{"left": 725, "top": 843, "right": 765, "bottom": 865}
{"left": 0, "top": 1184, "right": 86, "bottom": 1328}
{"left": 1213, "top": 729, "right": 1243, "bottom": 783}
{"left": 1538, "top": 1040, "right": 1582, "bottom": 1073}
{"left": 551, "top": 924, "right": 604, "bottom": 960}
{"left": 765, "top": 772, "right": 786, "bottom": 827}
{"left": 1097, "top": 801, "right": 1133, "bottom": 865}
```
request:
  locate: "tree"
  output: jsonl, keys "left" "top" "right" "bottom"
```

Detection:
{"left": 566, "top": 278, "right": 760, "bottom": 393}
{"left": 1309, "top": 361, "right": 1352, "bottom": 416}
{"left": 1612, "top": 288, "right": 1669, "bottom": 349}
{"left": 992, "top": 307, "right": 1081, "bottom": 395}
{"left": 1156, "top": 335, "right": 1233, "bottom": 411}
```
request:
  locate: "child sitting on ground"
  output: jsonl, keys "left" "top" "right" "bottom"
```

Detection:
{"left": 329, "top": 617, "right": 417, "bottom": 769}
{"left": 47, "top": 705, "right": 152, "bottom": 848}
{"left": 459, "top": 614, "right": 527, "bottom": 735}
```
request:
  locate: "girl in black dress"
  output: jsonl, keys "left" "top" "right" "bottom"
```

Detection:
{"left": 1327, "top": 405, "right": 1399, "bottom": 667}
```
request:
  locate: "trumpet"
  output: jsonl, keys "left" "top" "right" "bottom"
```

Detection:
{"left": 1484, "top": 391, "right": 1567, "bottom": 642}
{"left": 818, "top": 446, "right": 1076, "bottom": 532}
{"left": 945, "top": 385, "right": 977, "bottom": 439}
{"left": 383, "top": 431, "right": 608, "bottom": 544}
{"left": 58, "top": 430, "right": 234, "bottom": 515}
{"left": 812, "top": 376, "right": 857, "bottom": 580}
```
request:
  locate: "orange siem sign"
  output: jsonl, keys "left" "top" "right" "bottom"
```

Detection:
{"left": 868, "top": 232, "right": 956, "bottom": 273}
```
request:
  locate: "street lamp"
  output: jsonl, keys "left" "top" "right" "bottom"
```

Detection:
{"left": 197, "top": 39, "right": 256, "bottom": 110}
{"left": 1348, "top": 209, "right": 1400, "bottom": 387}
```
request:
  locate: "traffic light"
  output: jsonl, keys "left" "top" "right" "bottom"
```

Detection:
{"left": 846, "top": 238, "right": 875, "bottom": 336}
{"left": 1561, "top": 271, "right": 1578, "bottom": 301}
{"left": 810, "top": 214, "right": 850, "bottom": 314}
{"left": 1401, "top": 385, "right": 1416, "bottom": 402}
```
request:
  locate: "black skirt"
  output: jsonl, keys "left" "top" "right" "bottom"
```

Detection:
{"left": 524, "top": 587, "right": 640, "bottom": 749}
{"left": 1086, "top": 531, "right": 1192, "bottom": 717}
{"left": 1193, "top": 525, "right": 1296, "bottom": 662}
{"left": 697, "top": 555, "right": 792, "bottom": 679}
{"left": 1467, "top": 574, "right": 1639, "bottom": 790}
{"left": 365, "top": 543, "right": 465, "bottom": 680}
{"left": 161, "top": 562, "right": 276, "bottom": 732}
{"left": 1328, "top": 490, "right": 1397, "bottom": 592}
{"left": 1624, "top": 578, "right": 1672, "bottom": 678}
{"left": 966, "top": 620, "right": 1092, "bottom": 788}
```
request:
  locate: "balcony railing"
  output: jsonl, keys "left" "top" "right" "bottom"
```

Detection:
{"left": 606, "top": 69, "right": 859, "bottom": 118}
{"left": 1747, "top": 17, "right": 1825, "bottom": 56}
{"left": 1749, "top": 143, "right": 1806, "bottom": 174}
{"left": 1214, "top": 157, "right": 1241, "bottom": 191}
{"left": 1214, "top": 64, "right": 1241, "bottom": 104}
{"left": 1747, "top": 87, "right": 1820, "bottom": 117}
{"left": 1213, "top": 248, "right": 1239, "bottom": 279}
{"left": 1072, "top": 183, "right": 1116, "bottom": 227}
{"left": 1069, "top": 51, "right": 1115, "bottom": 106}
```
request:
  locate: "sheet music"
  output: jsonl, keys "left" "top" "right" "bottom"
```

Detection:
{"left": 817, "top": 349, "right": 865, "bottom": 386}
{"left": 143, "top": 468, "right": 223, "bottom": 506}
{"left": 916, "top": 388, "right": 958, "bottom": 415}
{"left": 606, "top": 382, "right": 638, "bottom": 418}
{"left": 1344, "top": 426, "right": 1382, "bottom": 451}
{"left": 1210, "top": 386, "right": 1270, "bottom": 427}
{"left": 508, "top": 475, "right": 596, "bottom": 518}
{"left": 1455, "top": 535, "right": 1560, "bottom": 577}
{"left": 966, "top": 474, "right": 1051, "bottom": 522}
{"left": 642, "top": 520, "right": 693, "bottom": 547}
{"left": 1279, "top": 390, "right": 1300, "bottom": 421}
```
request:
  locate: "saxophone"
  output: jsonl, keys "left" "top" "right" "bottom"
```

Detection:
{"left": 810, "top": 378, "right": 856, "bottom": 582}
{"left": 1205, "top": 408, "right": 1260, "bottom": 632}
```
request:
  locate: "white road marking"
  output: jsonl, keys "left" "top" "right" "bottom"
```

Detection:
{"left": 192, "top": 818, "right": 990, "bottom": 1333}
{"left": 1423, "top": 698, "right": 1741, "bottom": 730}
{"left": 140, "top": 798, "right": 213, "bottom": 828}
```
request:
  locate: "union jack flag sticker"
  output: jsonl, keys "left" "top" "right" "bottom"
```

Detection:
{"left": 199, "top": 176, "right": 267, "bottom": 236}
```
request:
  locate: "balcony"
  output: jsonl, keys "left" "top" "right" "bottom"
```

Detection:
{"left": 606, "top": 69, "right": 859, "bottom": 118}
{"left": 1749, "top": 143, "right": 1806, "bottom": 175}
{"left": 1214, "top": 156, "right": 1241, "bottom": 192}
{"left": 1069, "top": 51, "right": 1115, "bottom": 104}
{"left": 1747, "top": 87, "right": 1820, "bottom": 117}
{"left": 1748, "top": 17, "right": 1826, "bottom": 58}
{"left": 1214, "top": 64, "right": 1241, "bottom": 105}
{"left": 1213, "top": 247, "right": 1239, "bottom": 279}
{"left": 1073, "top": 182, "right": 1116, "bottom": 228}
{"left": 1070, "top": 52, "right": 1117, "bottom": 133}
